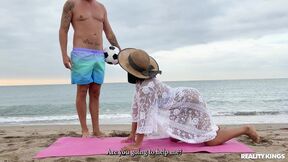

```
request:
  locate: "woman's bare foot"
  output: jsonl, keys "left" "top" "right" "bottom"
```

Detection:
{"left": 245, "top": 125, "right": 260, "bottom": 143}
{"left": 92, "top": 131, "right": 106, "bottom": 137}
{"left": 82, "top": 130, "right": 90, "bottom": 138}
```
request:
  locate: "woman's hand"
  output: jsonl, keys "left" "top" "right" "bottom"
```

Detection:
{"left": 121, "top": 134, "right": 144, "bottom": 151}
{"left": 121, "top": 143, "right": 141, "bottom": 151}
{"left": 121, "top": 134, "right": 135, "bottom": 143}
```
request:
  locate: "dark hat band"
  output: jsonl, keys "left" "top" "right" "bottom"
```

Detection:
{"left": 128, "top": 55, "right": 162, "bottom": 78}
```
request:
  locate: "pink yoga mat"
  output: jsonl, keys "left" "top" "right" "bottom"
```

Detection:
{"left": 35, "top": 137, "right": 253, "bottom": 159}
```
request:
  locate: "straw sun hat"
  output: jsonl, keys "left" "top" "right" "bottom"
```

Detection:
{"left": 118, "top": 48, "right": 162, "bottom": 79}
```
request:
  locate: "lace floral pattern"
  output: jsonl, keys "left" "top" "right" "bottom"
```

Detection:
{"left": 132, "top": 78, "right": 218, "bottom": 143}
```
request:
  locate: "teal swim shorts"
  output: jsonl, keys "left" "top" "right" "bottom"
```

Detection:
{"left": 71, "top": 48, "right": 105, "bottom": 85}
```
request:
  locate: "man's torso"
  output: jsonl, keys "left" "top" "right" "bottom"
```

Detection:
{"left": 71, "top": 0, "right": 105, "bottom": 50}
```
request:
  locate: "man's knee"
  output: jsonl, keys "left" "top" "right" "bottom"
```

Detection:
{"left": 89, "top": 83, "right": 101, "bottom": 98}
{"left": 77, "top": 85, "right": 89, "bottom": 97}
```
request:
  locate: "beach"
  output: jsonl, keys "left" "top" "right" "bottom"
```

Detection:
{"left": 0, "top": 124, "right": 287, "bottom": 162}
{"left": 0, "top": 79, "right": 287, "bottom": 161}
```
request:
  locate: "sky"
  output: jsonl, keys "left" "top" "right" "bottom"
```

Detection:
{"left": 0, "top": 0, "right": 288, "bottom": 85}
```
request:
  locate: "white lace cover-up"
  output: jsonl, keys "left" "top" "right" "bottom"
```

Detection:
{"left": 131, "top": 78, "right": 219, "bottom": 143}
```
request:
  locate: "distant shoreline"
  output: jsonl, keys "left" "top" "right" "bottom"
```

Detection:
{"left": 0, "top": 77, "right": 287, "bottom": 87}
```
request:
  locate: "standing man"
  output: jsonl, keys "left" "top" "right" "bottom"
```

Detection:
{"left": 59, "top": 0, "right": 120, "bottom": 137}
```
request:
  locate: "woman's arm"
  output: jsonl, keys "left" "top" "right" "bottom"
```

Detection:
{"left": 135, "top": 133, "right": 144, "bottom": 147}
{"left": 122, "top": 91, "right": 139, "bottom": 143}
{"left": 121, "top": 121, "right": 145, "bottom": 151}
{"left": 122, "top": 81, "right": 156, "bottom": 151}
{"left": 122, "top": 122, "right": 137, "bottom": 143}
{"left": 131, "top": 122, "right": 137, "bottom": 135}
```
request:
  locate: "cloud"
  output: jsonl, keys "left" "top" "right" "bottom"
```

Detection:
{"left": 153, "top": 32, "right": 288, "bottom": 81}
{"left": 103, "top": 0, "right": 288, "bottom": 51}
{"left": 209, "top": 0, "right": 288, "bottom": 39}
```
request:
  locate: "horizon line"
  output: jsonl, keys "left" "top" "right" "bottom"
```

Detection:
{"left": 0, "top": 77, "right": 287, "bottom": 87}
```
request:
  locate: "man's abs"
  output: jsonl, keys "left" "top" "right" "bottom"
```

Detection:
{"left": 73, "top": 32, "right": 103, "bottom": 50}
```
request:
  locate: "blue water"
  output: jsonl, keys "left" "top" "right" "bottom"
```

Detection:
{"left": 0, "top": 79, "right": 288, "bottom": 125}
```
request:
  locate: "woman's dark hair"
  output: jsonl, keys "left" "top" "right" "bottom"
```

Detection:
{"left": 127, "top": 73, "right": 145, "bottom": 84}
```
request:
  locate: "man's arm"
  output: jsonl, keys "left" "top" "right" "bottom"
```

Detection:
{"left": 59, "top": 0, "right": 74, "bottom": 69}
{"left": 103, "top": 7, "right": 121, "bottom": 50}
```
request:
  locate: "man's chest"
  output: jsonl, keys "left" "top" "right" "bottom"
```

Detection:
{"left": 73, "top": 5, "right": 105, "bottom": 22}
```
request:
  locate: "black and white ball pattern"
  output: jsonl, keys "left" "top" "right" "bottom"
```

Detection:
{"left": 104, "top": 46, "right": 120, "bottom": 65}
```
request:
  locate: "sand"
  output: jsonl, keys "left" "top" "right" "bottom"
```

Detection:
{"left": 0, "top": 124, "right": 287, "bottom": 162}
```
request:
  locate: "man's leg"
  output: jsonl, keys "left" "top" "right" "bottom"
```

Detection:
{"left": 76, "top": 85, "right": 90, "bottom": 137}
{"left": 89, "top": 83, "right": 104, "bottom": 136}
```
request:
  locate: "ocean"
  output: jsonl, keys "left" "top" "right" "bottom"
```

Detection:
{"left": 0, "top": 79, "right": 287, "bottom": 125}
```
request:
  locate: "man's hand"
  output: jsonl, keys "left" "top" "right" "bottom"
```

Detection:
{"left": 121, "top": 134, "right": 136, "bottom": 143}
{"left": 121, "top": 144, "right": 141, "bottom": 151}
{"left": 63, "top": 55, "right": 72, "bottom": 70}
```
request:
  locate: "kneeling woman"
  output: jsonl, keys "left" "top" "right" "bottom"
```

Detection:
{"left": 118, "top": 48, "right": 260, "bottom": 151}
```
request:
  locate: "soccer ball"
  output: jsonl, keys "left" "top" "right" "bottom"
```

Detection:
{"left": 104, "top": 46, "right": 120, "bottom": 65}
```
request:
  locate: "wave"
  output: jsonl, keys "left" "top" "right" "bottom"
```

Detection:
{"left": 208, "top": 98, "right": 288, "bottom": 104}
{"left": 262, "top": 99, "right": 288, "bottom": 103}
{"left": 0, "top": 114, "right": 131, "bottom": 124}
{"left": 1, "top": 111, "right": 288, "bottom": 125}
{"left": 0, "top": 103, "right": 131, "bottom": 117}
{"left": 214, "top": 110, "right": 288, "bottom": 116}
{"left": 1, "top": 110, "right": 287, "bottom": 124}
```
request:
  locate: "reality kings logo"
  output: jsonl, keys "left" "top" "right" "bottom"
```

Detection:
{"left": 241, "top": 153, "right": 286, "bottom": 160}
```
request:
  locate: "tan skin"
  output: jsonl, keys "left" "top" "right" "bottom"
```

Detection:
{"left": 59, "top": 0, "right": 120, "bottom": 137}
{"left": 122, "top": 122, "right": 260, "bottom": 151}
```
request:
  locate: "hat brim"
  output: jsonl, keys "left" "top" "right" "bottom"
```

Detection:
{"left": 118, "top": 48, "right": 160, "bottom": 79}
